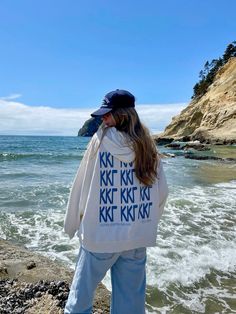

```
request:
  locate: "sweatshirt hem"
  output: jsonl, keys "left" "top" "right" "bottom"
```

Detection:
{"left": 79, "top": 238, "right": 157, "bottom": 253}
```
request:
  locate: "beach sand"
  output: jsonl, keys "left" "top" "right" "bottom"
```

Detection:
{"left": 0, "top": 239, "right": 110, "bottom": 313}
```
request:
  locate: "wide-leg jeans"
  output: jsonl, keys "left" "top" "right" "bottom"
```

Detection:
{"left": 64, "top": 246, "right": 147, "bottom": 314}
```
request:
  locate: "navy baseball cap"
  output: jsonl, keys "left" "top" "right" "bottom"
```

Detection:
{"left": 91, "top": 89, "right": 135, "bottom": 117}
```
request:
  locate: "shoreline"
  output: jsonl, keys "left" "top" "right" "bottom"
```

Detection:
{"left": 153, "top": 134, "right": 236, "bottom": 146}
{"left": 0, "top": 238, "right": 110, "bottom": 313}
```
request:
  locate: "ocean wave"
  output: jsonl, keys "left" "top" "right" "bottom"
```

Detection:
{"left": 1, "top": 179, "right": 236, "bottom": 313}
{"left": 1, "top": 136, "right": 236, "bottom": 313}
{"left": 0, "top": 152, "right": 84, "bottom": 162}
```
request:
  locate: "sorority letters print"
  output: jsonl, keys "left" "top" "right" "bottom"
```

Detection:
{"left": 99, "top": 152, "right": 153, "bottom": 225}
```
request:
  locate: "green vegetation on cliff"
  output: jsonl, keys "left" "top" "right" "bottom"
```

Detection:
{"left": 192, "top": 41, "right": 236, "bottom": 99}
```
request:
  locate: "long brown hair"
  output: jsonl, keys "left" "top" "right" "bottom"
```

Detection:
{"left": 110, "top": 107, "right": 160, "bottom": 186}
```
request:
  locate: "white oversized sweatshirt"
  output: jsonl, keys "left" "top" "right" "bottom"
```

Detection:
{"left": 64, "top": 127, "right": 169, "bottom": 253}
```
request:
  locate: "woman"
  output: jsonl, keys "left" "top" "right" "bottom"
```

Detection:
{"left": 64, "top": 89, "right": 169, "bottom": 314}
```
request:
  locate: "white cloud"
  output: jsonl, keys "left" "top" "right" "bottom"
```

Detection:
{"left": 0, "top": 94, "right": 22, "bottom": 100}
{"left": 0, "top": 99, "right": 186, "bottom": 136}
{"left": 136, "top": 104, "right": 186, "bottom": 135}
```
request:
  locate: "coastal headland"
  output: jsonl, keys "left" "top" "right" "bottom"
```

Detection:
{"left": 154, "top": 57, "right": 236, "bottom": 145}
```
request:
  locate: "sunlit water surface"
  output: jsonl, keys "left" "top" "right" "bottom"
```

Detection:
{"left": 0, "top": 136, "right": 235, "bottom": 313}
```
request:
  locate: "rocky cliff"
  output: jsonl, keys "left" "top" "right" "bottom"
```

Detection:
{"left": 155, "top": 57, "right": 236, "bottom": 144}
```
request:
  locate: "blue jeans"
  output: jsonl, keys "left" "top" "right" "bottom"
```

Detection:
{"left": 64, "top": 246, "right": 147, "bottom": 314}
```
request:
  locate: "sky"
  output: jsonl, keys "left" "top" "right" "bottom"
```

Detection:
{"left": 0, "top": 0, "right": 235, "bottom": 135}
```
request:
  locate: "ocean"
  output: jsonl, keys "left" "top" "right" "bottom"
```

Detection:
{"left": 0, "top": 135, "right": 235, "bottom": 314}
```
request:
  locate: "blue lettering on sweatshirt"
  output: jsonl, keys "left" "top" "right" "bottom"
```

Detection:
{"left": 120, "top": 204, "right": 138, "bottom": 222}
{"left": 99, "top": 206, "right": 117, "bottom": 222}
{"left": 100, "top": 169, "right": 118, "bottom": 186}
{"left": 120, "top": 187, "right": 137, "bottom": 203}
{"left": 100, "top": 188, "right": 118, "bottom": 204}
{"left": 99, "top": 152, "right": 114, "bottom": 168}
{"left": 138, "top": 202, "right": 152, "bottom": 219}
{"left": 140, "top": 186, "right": 151, "bottom": 201}
{"left": 120, "top": 161, "right": 133, "bottom": 168}
{"left": 98, "top": 151, "right": 153, "bottom": 224}
{"left": 120, "top": 169, "right": 135, "bottom": 186}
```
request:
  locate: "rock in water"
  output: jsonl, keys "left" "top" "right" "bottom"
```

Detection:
{"left": 78, "top": 117, "right": 102, "bottom": 137}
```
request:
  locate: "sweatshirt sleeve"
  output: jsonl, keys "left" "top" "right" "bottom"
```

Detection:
{"left": 157, "top": 159, "right": 169, "bottom": 219}
{"left": 64, "top": 135, "right": 97, "bottom": 239}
